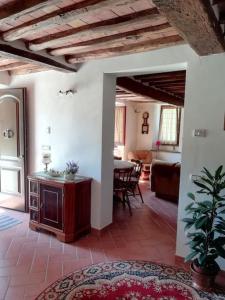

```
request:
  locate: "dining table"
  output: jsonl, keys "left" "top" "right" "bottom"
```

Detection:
{"left": 114, "top": 159, "right": 134, "bottom": 169}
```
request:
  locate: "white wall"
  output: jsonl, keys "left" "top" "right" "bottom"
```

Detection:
{"left": 4, "top": 44, "right": 225, "bottom": 269}
{"left": 176, "top": 54, "right": 225, "bottom": 269}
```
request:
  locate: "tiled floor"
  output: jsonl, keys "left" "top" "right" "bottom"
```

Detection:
{"left": 0, "top": 183, "right": 194, "bottom": 299}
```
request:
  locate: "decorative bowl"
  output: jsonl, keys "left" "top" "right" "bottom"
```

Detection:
{"left": 48, "top": 169, "right": 62, "bottom": 177}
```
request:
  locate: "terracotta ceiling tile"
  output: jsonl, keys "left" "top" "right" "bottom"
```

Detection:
{"left": 80, "top": 14, "right": 102, "bottom": 24}
{"left": 68, "top": 19, "right": 87, "bottom": 28}
{"left": 42, "top": 5, "right": 59, "bottom": 14}
{"left": 111, "top": 6, "right": 134, "bottom": 16}
{"left": 97, "top": 10, "right": 118, "bottom": 21}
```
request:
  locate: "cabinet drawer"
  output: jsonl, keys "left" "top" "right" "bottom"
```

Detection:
{"left": 29, "top": 180, "right": 38, "bottom": 194}
{"left": 30, "top": 210, "right": 39, "bottom": 222}
{"left": 29, "top": 195, "right": 39, "bottom": 209}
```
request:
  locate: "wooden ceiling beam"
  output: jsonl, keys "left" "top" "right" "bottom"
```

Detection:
{"left": 3, "top": 0, "right": 145, "bottom": 42}
{"left": 28, "top": 8, "right": 159, "bottom": 51}
{"left": 134, "top": 70, "right": 186, "bottom": 79}
{"left": 212, "top": 0, "right": 225, "bottom": 5}
{"left": 139, "top": 78, "right": 185, "bottom": 84}
{"left": 0, "top": 62, "right": 28, "bottom": 71}
{"left": 49, "top": 22, "right": 171, "bottom": 56}
{"left": 0, "top": 0, "right": 61, "bottom": 25}
{"left": 67, "top": 35, "right": 183, "bottom": 63}
{"left": 117, "top": 77, "right": 184, "bottom": 106}
{"left": 152, "top": 0, "right": 225, "bottom": 55}
{"left": 0, "top": 40, "right": 77, "bottom": 73}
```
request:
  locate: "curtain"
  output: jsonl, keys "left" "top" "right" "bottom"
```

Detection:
{"left": 159, "top": 106, "right": 180, "bottom": 145}
{"left": 114, "top": 106, "right": 126, "bottom": 145}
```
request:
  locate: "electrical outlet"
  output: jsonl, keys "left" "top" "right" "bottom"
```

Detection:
{"left": 193, "top": 129, "right": 207, "bottom": 137}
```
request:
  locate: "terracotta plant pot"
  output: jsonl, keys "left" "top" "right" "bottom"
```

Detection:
{"left": 190, "top": 261, "right": 219, "bottom": 291}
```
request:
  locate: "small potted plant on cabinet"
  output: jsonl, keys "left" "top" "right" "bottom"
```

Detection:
{"left": 183, "top": 165, "right": 225, "bottom": 290}
{"left": 64, "top": 161, "right": 79, "bottom": 181}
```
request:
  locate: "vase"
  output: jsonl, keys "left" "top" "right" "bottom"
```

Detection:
{"left": 64, "top": 173, "right": 75, "bottom": 181}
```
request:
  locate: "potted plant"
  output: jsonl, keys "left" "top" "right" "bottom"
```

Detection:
{"left": 183, "top": 165, "right": 225, "bottom": 290}
{"left": 64, "top": 161, "right": 79, "bottom": 180}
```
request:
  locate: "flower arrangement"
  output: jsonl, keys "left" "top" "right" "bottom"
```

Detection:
{"left": 65, "top": 161, "right": 79, "bottom": 175}
{"left": 155, "top": 140, "right": 161, "bottom": 150}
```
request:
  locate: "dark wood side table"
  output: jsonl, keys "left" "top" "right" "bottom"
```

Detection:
{"left": 28, "top": 172, "right": 92, "bottom": 243}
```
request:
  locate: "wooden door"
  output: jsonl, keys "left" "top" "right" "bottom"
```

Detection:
{"left": 40, "top": 184, "right": 63, "bottom": 230}
{"left": 0, "top": 89, "right": 27, "bottom": 211}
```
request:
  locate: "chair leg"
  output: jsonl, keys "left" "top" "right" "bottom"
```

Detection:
{"left": 126, "top": 193, "right": 132, "bottom": 216}
{"left": 137, "top": 184, "right": 144, "bottom": 203}
{"left": 122, "top": 192, "right": 126, "bottom": 210}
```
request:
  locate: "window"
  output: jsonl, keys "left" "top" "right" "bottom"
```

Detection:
{"left": 159, "top": 105, "right": 181, "bottom": 145}
{"left": 114, "top": 106, "right": 126, "bottom": 146}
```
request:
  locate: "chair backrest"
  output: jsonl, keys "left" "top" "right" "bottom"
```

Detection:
{"left": 114, "top": 156, "right": 122, "bottom": 160}
{"left": 131, "top": 159, "right": 143, "bottom": 179}
{"left": 114, "top": 167, "right": 133, "bottom": 189}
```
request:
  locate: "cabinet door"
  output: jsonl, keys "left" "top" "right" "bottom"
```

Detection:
{"left": 40, "top": 184, "right": 63, "bottom": 230}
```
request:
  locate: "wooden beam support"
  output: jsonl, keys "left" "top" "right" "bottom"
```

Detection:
{"left": 0, "top": 0, "right": 61, "bottom": 25}
{"left": 134, "top": 70, "right": 186, "bottom": 80}
{"left": 28, "top": 8, "right": 159, "bottom": 51}
{"left": 0, "top": 40, "right": 77, "bottom": 73}
{"left": 140, "top": 78, "right": 185, "bottom": 84}
{"left": 3, "top": 0, "right": 145, "bottom": 42}
{"left": 67, "top": 35, "right": 183, "bottom": 63}
{"left": 152, "top": 0, "right": 225, "bottom": 55}
{"left": 49, "top": 22, "right": 171, "bottom": 56}
{"left": 219, "top": 11, "right": 225, "bottom": 24}
{"left": 212, "top": 0, "right": 225, "bottom": 5}
{"left": 117, "top": 77, "right": 184, "bottom": 106}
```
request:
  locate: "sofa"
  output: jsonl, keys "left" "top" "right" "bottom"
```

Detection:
{"left": 151, "top": 159, "right": 181, "bottom": 202}
{"left": 128, "top": 150, "right": 152, "bottom": 180}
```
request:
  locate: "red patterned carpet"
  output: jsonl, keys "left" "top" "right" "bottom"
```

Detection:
{"left": 36, "top": 261, "right": 225, "bottom": 300}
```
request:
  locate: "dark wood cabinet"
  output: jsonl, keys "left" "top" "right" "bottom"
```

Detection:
{"left": 28, "top": 173, "right": 92, "bottom": 242}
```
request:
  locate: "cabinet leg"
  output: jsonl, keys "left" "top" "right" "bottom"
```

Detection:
{"left": 56, "top": 233, "right": 74, "bottom": 243}
{"left": 29, "top": 222, "right": 38, "bottom": 232}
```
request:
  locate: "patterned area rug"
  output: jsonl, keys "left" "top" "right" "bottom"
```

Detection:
{"left": 0, "top": 214, "right": 22, "bottom": 231}
{"left": 36, "top": 261, "right": 225, "bottom": 300}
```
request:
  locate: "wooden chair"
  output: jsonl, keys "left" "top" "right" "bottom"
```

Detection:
{"left": 113, "top": 167, "right": 133, "bottom": 215}
{"left": 128, "top": 159, "right": 144, "bottom": 203}
{"left": 114, "top": 156, "right": 122, "bottom": 160}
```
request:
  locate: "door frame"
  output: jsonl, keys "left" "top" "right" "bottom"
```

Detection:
{"left": 0, "top": 88, "right": 28, "bottom": 212}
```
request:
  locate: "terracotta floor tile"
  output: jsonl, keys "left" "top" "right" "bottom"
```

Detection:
{"left": 0, "top": 276, "right": 9, "bottom": 299}
{"left": 4, "top": 286, "right": 25, "bottom": 300}
{"left": 0, "top": 182, "right": 186, "bottom": 298}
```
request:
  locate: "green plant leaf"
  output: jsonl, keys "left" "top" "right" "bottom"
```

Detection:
{"left": 195, "top": 216, "right": 208, "bottom": 229}
{"left": 214, "top": 237, "right": 225, "bottom": 246}
{"left": 202, "top": 167, "right": 214, "bottom": 180}
{"left": 185, "top": 202, "right": 194, "bottom": 211}
{"left": 201, "top": 201, "right": 213, "bottom": 208}
{"left": 187, "top": 193, "right": 195, "bottom": 201}
{"left": 193, "top": 181, "right": 212, "bottom": 193}
{"left": 199, "top": 253, "right": 207, "bottom": 265}
{"left": 182, "top": 218, "right": 194, "bottom": 223}
{"left": 185, "top": 251, "right": 198, "bottom": 262}
{"left": 185, "top": 223, "right": 195, "bottom": 231}
{"left": 215, "top": 165, "right": 223, "bottom": 180}
{"left": 216, "top": 246, "right": 225, "bottom": 259}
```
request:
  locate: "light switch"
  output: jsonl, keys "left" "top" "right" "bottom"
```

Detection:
{"left": 193, "top": 129, "right": 207, "bottom": 137}
{"left": 42, "top": 145, "right": 51, "bottom": 151}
